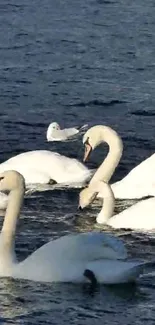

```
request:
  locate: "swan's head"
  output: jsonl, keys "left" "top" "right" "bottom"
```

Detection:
{"left": 79, "top": 186, "right": 97, "bottom": 209}
{"left": 83, "top": 125, "right": 105, "bottom": 162}
{"left": 83, "top": 125, "right": 123, "bottom": 162}
{"left": 79, "top": 181, "right": 114, "bottom": 211}
{"left": 0, "top": 170, "right": 25, "bottom": 192}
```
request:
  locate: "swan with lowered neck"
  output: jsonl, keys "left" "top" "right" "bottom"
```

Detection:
{"left": 79, "top": 180, "right": 155, "bottom": 230}
{"left": 82, "top": 124, "right": 155, "bottom": 199}
{"left": 79, "top": 125, "right": 155, "bottom": 230}
{"left": 0, "top": 170, "right": 153, "bottom": 284}
{"left": 0, "top": 150, "right": 92, "bottom": 186}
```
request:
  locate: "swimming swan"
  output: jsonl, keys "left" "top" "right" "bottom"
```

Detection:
{"left": 81, "top": 124, "right": 155, "bottom": 199}
{"left": 80, "top": 180, "right": 155, "bottom": 230}
{"left": 112, "top": 154, "right": 155, "bottom": 199}
{"left": 0, "top": 150, "right": 92, "bottom": 185}
{"left": 47, "top": 122, "right": 88, "bottom": 142}
{"left": 0, "top": 170, "right": 152, "bottom": 284}
{"left": 79, "top": 125, "right": 155, "bottom": 230}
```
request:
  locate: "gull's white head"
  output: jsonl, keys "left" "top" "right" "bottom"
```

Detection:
{"left": 0, "top": 170, "right": 25, "bottom": 192}
{"left": 47, "top": 122, "right": 61, "bottom": 141}
{"left": 49, "top": 122, "right": 61, "bottom": 131}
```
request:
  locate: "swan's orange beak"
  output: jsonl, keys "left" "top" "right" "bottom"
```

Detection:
{"left": 83, "top": 143, "right": 92, "bottom": 162}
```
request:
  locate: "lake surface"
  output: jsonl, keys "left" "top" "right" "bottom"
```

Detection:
{"left": 0, "top": 0, "right": 155, "bottom": 324}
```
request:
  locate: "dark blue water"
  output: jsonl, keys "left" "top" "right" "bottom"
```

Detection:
{"left": 0, "top": 0, "right": 155, "bottom": 324}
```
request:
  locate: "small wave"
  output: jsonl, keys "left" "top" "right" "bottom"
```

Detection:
{"left": 4, "top": 120, "right": 46, "bottom": 128}
{"left": 15, "top": 79, "right": 32, "bottom": 84}
{"left": 16, "top": 33, "right": 29, "bottom": 37}
{"left": 97, "top": 0, "right": 115, "bottom": 3}
{"left": 0, "top": 44, "right": 31, "bottom": 50}
{"left": 123, "top": 135, "right": 154, "bottom": 150}
{"left": 71, "top": 99, "right": 126, "bottom": 107}
{"left": 131, "top": 110, "right": 155, "bottom": 117}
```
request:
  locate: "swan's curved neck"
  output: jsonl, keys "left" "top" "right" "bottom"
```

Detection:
{"left": 0, "top": 187, "right": 24, "bottom": 260}
{"left": 90, "top": 127, "right": 123, "bottom": 185}
{"left": 95, "top": 182, "right": 115, "bottom": 224}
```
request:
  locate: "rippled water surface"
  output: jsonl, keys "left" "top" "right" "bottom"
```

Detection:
{"left": 1, "top": 0, "right": 155, "bottom": 324}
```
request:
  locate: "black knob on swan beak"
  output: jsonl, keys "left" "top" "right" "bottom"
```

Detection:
{"left": 78, "top": 205, "right": 82, "bottom": 211}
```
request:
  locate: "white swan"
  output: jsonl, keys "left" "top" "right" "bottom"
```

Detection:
{"left": 46, "top": 122, "right": 88, "bottom": 141}
{"left": 112, "top": 154, "right": 155, "bottom": 199}
{"left": 82, "top": 124, "right": 155, "bottom": 199}
{"left": 79, "top": 125, "right": 155, "bottom": 230}
{"left": 0, "top": 150, "right": 92, "bottom": 185}
{"left": 0, "top": 170, "right": 153, "bottom": 284}
{"left": 80, "top": 180, "right": 155, "bottom": 230}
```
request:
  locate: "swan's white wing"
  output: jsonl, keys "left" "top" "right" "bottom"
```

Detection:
{"left": 0, "top": 150, "right": 91, "bottom": 185}
{"left": 111, "top": 154, "right": 155, "bottom": 199}
{"left": 109, "top": 197, "right": 155, "bottom": 230}
{"left": 24, "top": 231, "right": 127, "bottom": 262}
{"left": 56, "top": 232, "right": 127, "bottom": 260}
{"left": 77, "top": 231, "right": 128, "bottom": 260}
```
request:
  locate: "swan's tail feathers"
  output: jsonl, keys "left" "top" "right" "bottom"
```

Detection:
{"left": 48, "top": 179, "right": 57, "bottom": 185}
{"left": 84, "top": 269, "right": 98, "bottom": 286}
{"left": 86, "top": 259, "right": 155, "bottom": 284}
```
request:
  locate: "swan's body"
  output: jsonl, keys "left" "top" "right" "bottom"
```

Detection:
{"left": 79, "top": 125, "right": 155, "bottom": 230}
{"left": 0, "top": 170, "right": 152, "bottom": 284}
{"left": 108, "top": 197, "right": 155, "bottom": 230}
{"left": 112, "top": 154, "right": 155, "bottom": 199}
{"left": 47, "top": 122, "right": 88, "bottom": 142}
{"left": 0, "top": 150, "right": 92, "bottom": 185}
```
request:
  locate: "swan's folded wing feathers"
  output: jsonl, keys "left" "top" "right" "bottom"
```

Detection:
{"left": 98, "top": 232, "right": 127, "bottom": 259}
{"left": 67, "top": 232, "right": 127, "bottom": 260}
{"left": 21, "top": 232, "right": 127, "bottom": 269}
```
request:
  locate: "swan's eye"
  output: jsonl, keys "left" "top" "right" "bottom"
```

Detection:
{"left": 0, "top": 177, "right": 4, "bottom": 181}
